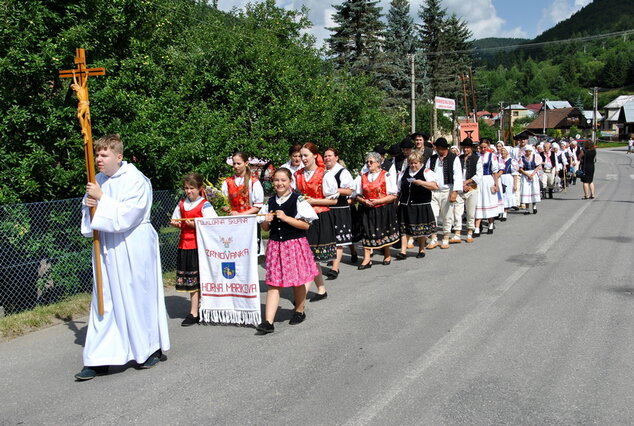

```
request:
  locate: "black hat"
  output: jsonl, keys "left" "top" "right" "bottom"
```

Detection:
{"left": 513, "top": 132, "right": 529, "bottom": 140}
{"left": 424, "top": 141, "right": 433, "bottom": 148}
{"left": 372, "top": 145, "right": 386, "bottom": 156}
{"left": 460, "top": 137, "right": 476, "bottom": 147}
{"left": 388, "top": 143, "right": 401, "bottom": 156}
{"left": 433, "top": 137, "right": 449, "bottom": 148}
{"left": 400, "top": 137, "right": 415, "bottom": 149}
{"left": 479, "top": 137, "right": 492, "bottom": 144}
{"left": 410, "top": 132, "right": 428, "bottom": 141}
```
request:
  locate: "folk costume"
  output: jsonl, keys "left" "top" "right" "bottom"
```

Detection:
{"left": 258, "top": 192, "right": 319, "bottom": 287}
{"left": 353, "top": 169, "right": 400, "bottom": 249}
{"left": 80, "top": 162, "right": 170, "bottom": 367}
{"left": 454, "top": 142, "right": 483, "bottom": 240}
{"left": 326, "top": 163, "right": 354, "bottom": 246}
{"left": 499, "top": 155, "right": 519, "bottom": 210}
{"left": 171, "top": 197, "right": 217, "bottom": 292}
{"left": 398, "top": 166, "right": 437, "bottom": 238}
{"left": 425, "top": 142, "right": 464, "bottom": 247}
{"left": 519, "top": 149, "right": 542, "bottom": 209}
{"left": 294, "top": 166, "right": 338, "bottom": 261}
{"left": 539, "top": 148, "right": 559, "bottom": 199}
{"left": 474, "top": 151, "right": 500, "bottom": 219}
{"left": 221, "top": 175, "right": 264, "bottom": 213}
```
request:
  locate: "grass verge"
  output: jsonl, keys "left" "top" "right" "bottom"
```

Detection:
{"left": 0, "top": 270, "right": 179, "bottom": 342}
{"left": 0, "top": 293, "right": 92, "bottom": 341}
{"left": 597, "top": 142, "right": 627, "bottom": 148}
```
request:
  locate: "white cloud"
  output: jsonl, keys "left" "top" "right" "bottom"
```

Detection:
{"left": 443, "top": 0, "right": 528, "bottom": 39}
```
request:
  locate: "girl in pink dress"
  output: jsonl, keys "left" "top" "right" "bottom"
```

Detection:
{"left": 256, "top": 168, "right": 319, "bottom": 334}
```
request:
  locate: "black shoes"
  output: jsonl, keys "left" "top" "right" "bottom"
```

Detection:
{"left": 309, "top": 292, "right": 328, "bottom": 302}
{"left": 141, "top": 350, "right": 162, "bottom": 369}
{"left": 350, "top": 253, "right": 359, "bottom": 264}
{"left": 395, "top": 252, "right": 407, "bottom": 260}
{"left": 533, "top": 207, "right": 538, "bottom": 214}
{"left": 181, "top": 314, "right": 199, "bottom": 327}
{"left": 256, "top": 321, "right": 274, "bottom": 334}
{"left": 74, "top": 366, "right": 108, "bottom": 381}
{"left": 326, "top": 269, "right": 339, "bottom": 279}
{"left": 289, "top": 311, "right": 306, "bottom": 325}
{"left": 358, "top": 262, "right": 372, "bottom": 270}
{"left": 416, "top": 252, "right": 426, "bottom": 258}
{"left": 487, "top": 227, "right": 494, "bottom": 235}
{"left": 382, "top": 259, "right": 391, "bottom": 266}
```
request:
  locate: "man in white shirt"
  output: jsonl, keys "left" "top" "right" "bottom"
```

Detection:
{"left": 424, "top": 138, "right": 464, "bottom": 249}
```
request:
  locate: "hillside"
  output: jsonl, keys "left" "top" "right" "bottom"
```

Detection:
{"left": 533, "top": 0, "right": 634, "bottom": 42}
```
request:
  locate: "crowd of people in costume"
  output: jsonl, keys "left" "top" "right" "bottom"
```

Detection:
{"left": 75, "top": 131, "right": 597, "bottom": 380}
{"left": 169, "top": 133, "right": 597, "bottom": 334}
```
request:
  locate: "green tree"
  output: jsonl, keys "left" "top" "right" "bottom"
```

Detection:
{"left": 382, "top": 0, "right": 415, "bottom": 108}
{"left": 326, "top": 0, "right": 386, "bottom": 78}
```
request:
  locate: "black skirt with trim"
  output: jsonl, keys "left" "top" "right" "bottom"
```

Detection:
{"left": 176, "top": 248, "right": 200, "bottom": 292}
{"left": 306, "top": 210, "right": 337, "bottom": 261}
{"left": 398, "top": 203, "right": 437, "bottom": 238}
{"left": 360, "top": 203, "right": 400, "bottom": 249}
{"left": 330, "top": 205, "right": 353, "bottom": 246}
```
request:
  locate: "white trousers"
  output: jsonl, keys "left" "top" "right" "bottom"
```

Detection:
{"left": 431, "top": 188, "right": 455, "bottom": 237}
{"left": 453, "top": 188, "right": 478, "bottom": 232}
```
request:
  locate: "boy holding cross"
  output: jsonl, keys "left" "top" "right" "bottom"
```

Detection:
{"left": 75, "top": 134, "right": 170, "bottom": 381}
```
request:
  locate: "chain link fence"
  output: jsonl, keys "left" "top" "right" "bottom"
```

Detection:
{"left": 0, "top": 190, "right": 181, "bottom": 317}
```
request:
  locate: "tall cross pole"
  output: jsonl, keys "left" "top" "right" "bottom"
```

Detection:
{"left": 59, "top": 48, "right": 106, "bottom": 316}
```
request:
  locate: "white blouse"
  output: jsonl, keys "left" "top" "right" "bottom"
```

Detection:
{"left": 257, "top": 193, "right": 318, "bottom": 224}
{"left": 351, "top": 170, "right": 398, "bottom": 198}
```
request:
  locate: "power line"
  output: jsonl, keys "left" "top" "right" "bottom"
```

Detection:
{"left": 416, "top": 29, "right": 634, "bottom": 56}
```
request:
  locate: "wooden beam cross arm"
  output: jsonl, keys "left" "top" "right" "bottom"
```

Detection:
{"left": 58, "top": 48, "right": 105, "bottom": 84}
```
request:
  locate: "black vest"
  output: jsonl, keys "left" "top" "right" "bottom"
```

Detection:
{"left": 399, "top": 167, "right": 432, "bottom": 204}
{"left": 459, "top": 154, "right": 478, "bottom": 180}
{"left": 429, "top": 152, "right": 456, "bottom": 185}
{"left": 267, "top": 192, "right": 305, "bottom": 242}
{"left": 394, "top": 154, "right": 406, "bottom": 173}
{"left": 381, "top": 158, "right": 393, "bottom": 172}
{"left": 539, "top": 151, "right": 556, "bottom": 168}
{"left": 333, "top": 168, "right": 349, "bottom": 207}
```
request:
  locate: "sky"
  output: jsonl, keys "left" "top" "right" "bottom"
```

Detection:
{"left": 216, "top": 0, "right": 594, "bottom": 47}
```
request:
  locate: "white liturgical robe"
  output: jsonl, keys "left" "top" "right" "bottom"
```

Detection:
{"left": 81, "top": 162, "right": 170, "bottom": 366}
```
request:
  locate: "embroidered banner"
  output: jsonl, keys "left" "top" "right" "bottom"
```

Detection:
{"left": 196, "top": 216, "right": 261, "bottom": 326}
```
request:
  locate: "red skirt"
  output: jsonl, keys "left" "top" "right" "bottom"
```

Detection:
{"left": 265, "top": 237, "right": 319, "bottom": 287}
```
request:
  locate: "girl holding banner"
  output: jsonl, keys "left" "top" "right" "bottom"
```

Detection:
{"left": 294, "top": 143, "right": 338, "bottom": 302}
{"left": 171, "top": 173, "right": 218, "bottom": 326}
{"left": 256, "top": 168, "right": 319, "bottom": 333}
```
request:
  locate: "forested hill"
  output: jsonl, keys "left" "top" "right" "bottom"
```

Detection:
{"left": 533, "top": 0, "right": 634, "bottom": 42}
{"left": 472, "top": 38, "right": 529, "bottom": 49}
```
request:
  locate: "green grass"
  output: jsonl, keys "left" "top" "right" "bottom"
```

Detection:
{"left": 0, "top": 293, "right": 92, "bottom": 341}
{"left": 0, "top": 271, "right": 179, "bottom": 341}
{"left": 597, "top": 141, "right": 627, "bottom": 148}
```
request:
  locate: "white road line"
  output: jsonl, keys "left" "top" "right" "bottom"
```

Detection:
{"left": 630, "top": 174, "right": 634, "bottom": 181}
{"left": 606, "top": 174, "right": 617, "bottom": 181}
{"left": 346, "top": 201, "right": 593, "bottom": 426}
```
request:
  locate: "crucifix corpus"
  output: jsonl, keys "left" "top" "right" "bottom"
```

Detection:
{"left": 59, "top": 48, "right": 106, "bottom": 316}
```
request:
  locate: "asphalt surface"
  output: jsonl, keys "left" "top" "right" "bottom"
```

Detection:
{"left": 1, "top": 148, "right": 633, "bottom": 425}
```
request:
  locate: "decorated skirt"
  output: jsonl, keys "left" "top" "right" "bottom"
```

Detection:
{"left": 398, "top": 203, "right": 436, "bottom": 238}
{"left": 360, "top": 203, "right": 400, "bottom": 249}
{"left": 330, "top": 205, "right": 353, "bottom": 246}
{"left": 306, "top": 210, "right": 337, "bottom": 261}
{"left": 265, "top": 237, "right": 319, "bottom": 287}
{"left": 176, "top": 248, "right": 200, "bottom": 292}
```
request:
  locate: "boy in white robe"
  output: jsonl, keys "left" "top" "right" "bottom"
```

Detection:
{"left": 75, "top": 134, "right": 170, "bottom": 381}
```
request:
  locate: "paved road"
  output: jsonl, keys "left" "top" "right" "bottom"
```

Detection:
{"left": 1, "top": 149, "right": 633, "bottom": 425}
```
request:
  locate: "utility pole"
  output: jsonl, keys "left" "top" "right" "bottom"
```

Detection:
{"left": 498, "top": 101, "right": 504, "bottom": 142}
{"left": 460, "top": 73, "right": 469, "bottom": 118}
{"left": 409, "top": 54, "right": 416, "bottom": 133}
{"left": 542, "top": 99, "right": 549, "bottom": 135}
{"left": 469, "top": 67, "right": 477, "bottom": 123}
{"left": 592, "top": 86, "right": 598, "bottom": 145}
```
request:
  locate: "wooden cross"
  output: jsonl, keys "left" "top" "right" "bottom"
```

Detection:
{"left": 59, "top": 48, "right": 106, "bottom": 316}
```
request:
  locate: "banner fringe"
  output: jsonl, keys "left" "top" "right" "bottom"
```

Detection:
{"left": 201, "top": 309, "right": 261, "bottom": 327}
